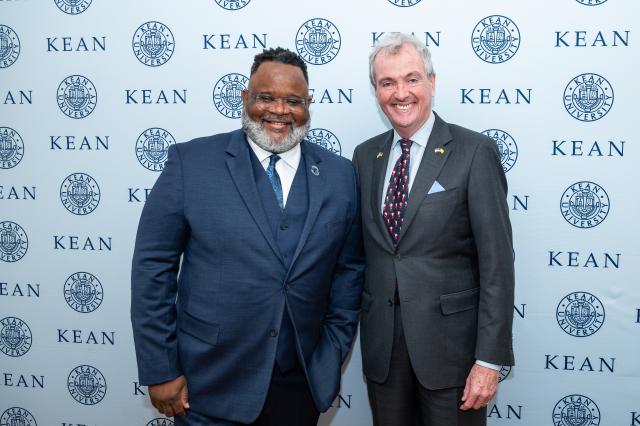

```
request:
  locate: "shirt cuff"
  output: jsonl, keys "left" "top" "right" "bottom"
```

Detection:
{"left": 475, "top": 360, "right": 501, "bottom": 371}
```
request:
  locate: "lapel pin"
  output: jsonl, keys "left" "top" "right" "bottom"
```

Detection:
{"left": 434, "top": 147, "right": 445, "bottom": 155}
{"left": 376, "top": 152, "right": 384, "bottom": 159}
{"left": 311, "top": 165, "right": 320, "bottom": 176}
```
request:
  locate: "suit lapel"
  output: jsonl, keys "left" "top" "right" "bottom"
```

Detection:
{"left": 225, "top": 130, "right": 284, "bottom": 265}
{"left": 369, "top": 130, "right": 395, "bottom": 250}
{"left": 397, "top": 113, "right": 453, "bottom": 245}
{"left": 287, "top": 141, "right": 323, "bottom": 272}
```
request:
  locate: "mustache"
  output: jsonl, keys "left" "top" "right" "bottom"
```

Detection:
{"left": 261, "top": 114, "right": 293, "bottom": 124}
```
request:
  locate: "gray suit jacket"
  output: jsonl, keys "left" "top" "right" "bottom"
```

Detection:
{"left": 352, "top": 113, "right": 515, "bottom": 390}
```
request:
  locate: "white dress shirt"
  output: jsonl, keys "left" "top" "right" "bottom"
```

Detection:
{"left": 247, "top": 137, "right": 300, "bottom": 207}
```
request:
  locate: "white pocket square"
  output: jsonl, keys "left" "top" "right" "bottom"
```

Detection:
{"left": 427, "top": 180, "right": 445, "bottom": 195}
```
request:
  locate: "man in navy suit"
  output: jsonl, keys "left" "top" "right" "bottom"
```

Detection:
{"left": 131, "top": 47, "right": 364, "bottom": 426}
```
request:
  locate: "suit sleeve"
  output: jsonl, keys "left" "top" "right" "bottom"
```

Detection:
{"left": 131, "top": 145, "right": 190, "bottom": 385}
{"left": 467, "top": 138, "right": 515, "bottom": 366}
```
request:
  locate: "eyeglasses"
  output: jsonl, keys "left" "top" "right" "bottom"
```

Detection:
{"left": 247, "top": 91, "right": 307, "bottom": 110}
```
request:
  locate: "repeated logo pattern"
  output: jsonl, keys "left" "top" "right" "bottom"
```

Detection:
{"left": 563, "top": 73, "right": 614, "bottom": 122}
{"left": 0, "top": 25, "right": 20, "bottom": 68}
{"left": 57, "top": 75, "right": 97, "bottom": 119}
{"left": 136, "top": 128, "right": 176, "bottom": 171}
{"left": 482, "top": 129, "right": 518, "bottom": 172}
{"left": 560, "top": 181, "right": 609, "bottom": 228}
{"left": 64, "top": 272, "right": 104, "bottom": 313}
{"left": 0, "top": 407, "right": 37, "bottom": 426}
{"left": 295, "top": 18, "right": 341, "bottom": 65}
{"left": 67, "top": 365, "right": 107, "bottom": 405}
{"left": 556, "top": 292, "right": 605, "bottom": 337}
{"left": 213, "top": 73, "right": 248, "bottom": 119}
{"left": 471, "top": 15, "right": 520, "bottom": 63}
{"left": 552, "top": 394, "right": 600, "bottom": 426}
{"left": 0, "top": 221, "right": 28, "bottom": 262}
{"left": 0, "top": 316, "right": 32, "bottom": 357}
{"left": 60, "top": 173, "right": 101, "bottom": 215}
{"left": 0, "top": 127, "right": 24, "bottom": 169}
{"left": 132, "top": 22, "right": 175, "bottom": 67}
{"left": 306, "top": 128, "right": 342, "bottom": 156}
{"left": 55, "top": 0, "right": 92, "bottom": 15}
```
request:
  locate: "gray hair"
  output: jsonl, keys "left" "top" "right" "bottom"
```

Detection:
{"left": 369, "top": 33, "right": 435, "bottom": 87}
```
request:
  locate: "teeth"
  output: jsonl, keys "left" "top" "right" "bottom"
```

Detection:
{"left": 396, "top": 104, "right": 411, "bottom": 110}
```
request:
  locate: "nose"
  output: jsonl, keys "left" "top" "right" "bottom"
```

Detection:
{"left": 395, "top": 81, "right": 410, "bottom": 99}
{"left": 265, "top": 98, "right": 288, "bottom": 115}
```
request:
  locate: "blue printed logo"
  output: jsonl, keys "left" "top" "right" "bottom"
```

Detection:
{"left": 132, "top": 21, "right": 175, "bottom": 67}
{"left": 563, "top": 73, "right": 613, "bottom": 122}
{"left": 0, "top": 407, "right": 37, "bottom": 426}
{"left": 136, "top": 128, "right": 176, "bottom": 171}
{"left": 306, "top": 128, "right": 342, "bottom": 156}
{"left": 553, "top": 394, "right": 600, "bottom": 425}
{"left": 556, "top": 292, "right": 605, "bottom": 337}
{"left": 560, "top": 181, "right": 609, "bottom": 228}
{"left": 387, "top": 0, "right": 422, "bottom": 6}
{"left": 55, "top": 0, "right": 92, "bottom": 15}
{"left": 498, "top": 366, "right": 511, "bottom": 382}
{"left": 471, "top": 15, "right": 520, "bottom": 64}
{"left": 57, "top": 75, "right": 97, "bottom": 119}
{"left": 60, "top": 173, "right": 101, "bottom": 215}
{"left": 0, "top": 221, "right": 28, "bottom": 263}
{"left": 214, "top": 0, "right": 251, "bottom": 10}
{"left": 146, "top": 419, "right": 175, "bottom": 426}
{"left": 213, "top": 73, "right": 248, "bottom": 119}
{"left": 0, "top": 25, "right": 20, "bottom": 68}
{"left": 295, "top": 18, "right": 341, "bottom": 65}
{"left": 482, "top": 129, "right": 517, "bottom": 173}
{"left": 67, "top": 365, "right": 107, "bottom": 405}
{"left": 0, "top": 316, "right": 32, "bottom": 357}
{"left": 0, "top": 127, "right": 24, "bottom": 169}
{"left": 64, "top": 272, "right": 103, "bottom": 313}
{"left": 575, "top": 0, "right": 608, "bottom": 5}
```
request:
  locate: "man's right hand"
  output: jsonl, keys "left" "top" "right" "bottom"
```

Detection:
{"left": 149, "top": 375, "right": 190, "bottom": 417}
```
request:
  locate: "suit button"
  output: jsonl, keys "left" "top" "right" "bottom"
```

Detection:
{"left": 270, "top": 329, "right": 278, "bottom": 337}
{"left": 280, "top": 224, "right": 288, "bottom": 230}
{"left": 395, "top": 254, "right": 402, "bottom": 261}
{"left": 283, "top": 282, "right": 289, "bottom": 291}
{"left": 387, "top": 299, "right": 394, "bottom": 307}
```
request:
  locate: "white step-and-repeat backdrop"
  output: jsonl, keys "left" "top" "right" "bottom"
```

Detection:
{"left": 1, "top": 0, "right": 638, "bottom": 425}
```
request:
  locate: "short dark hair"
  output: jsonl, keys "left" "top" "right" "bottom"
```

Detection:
{"left": 250, "top": 47, "right": 309, "bottom": 83}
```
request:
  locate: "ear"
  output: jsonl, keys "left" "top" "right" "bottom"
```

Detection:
{"left": 241, "top": 89, "right": 249, "bottom": 105}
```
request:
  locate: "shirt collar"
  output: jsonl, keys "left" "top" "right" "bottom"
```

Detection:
{"left": 392, "top": 111, "right": 436, "bottom": 149}
{"left": 246, "top": 136, "right": 301, "bottom": 170}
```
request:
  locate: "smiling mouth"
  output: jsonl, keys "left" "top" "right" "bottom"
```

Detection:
{"left": 394, "top": 103, "right": 414, "bottom": 111}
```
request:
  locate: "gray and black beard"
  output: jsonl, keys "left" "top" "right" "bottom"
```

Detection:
{"left": 242, "top": 110, "right": 310, "bottom": 154}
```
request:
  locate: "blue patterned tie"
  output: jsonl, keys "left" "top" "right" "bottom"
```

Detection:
{"left": 266, "top": 154, "right": 284, "bottom": 209}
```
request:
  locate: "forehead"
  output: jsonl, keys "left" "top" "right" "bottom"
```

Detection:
{"left": 374, "top": 44, "right": 425, "bottom": 79}
{"left": 249, "top": 61, "right": 308, "bottom": 93}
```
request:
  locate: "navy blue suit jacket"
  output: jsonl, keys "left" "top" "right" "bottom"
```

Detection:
{"left": 131, "top": 129, "right": 364, "bottom": 423}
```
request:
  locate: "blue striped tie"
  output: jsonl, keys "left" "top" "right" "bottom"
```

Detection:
{"left": 266, "top": 155, "right": 284, "bottom": 209}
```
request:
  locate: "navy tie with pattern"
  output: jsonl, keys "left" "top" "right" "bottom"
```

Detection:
{"left": 383, "top": 139, "right": 413, "bottom": 245}
{"left": 265, "top": 154, "right": 284, "bottom": 209}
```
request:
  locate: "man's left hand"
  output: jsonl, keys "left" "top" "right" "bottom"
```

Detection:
{"left": 459, "top": 364, "right": 499, "bottom": 411}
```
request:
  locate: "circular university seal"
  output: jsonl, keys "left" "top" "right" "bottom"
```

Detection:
{"left": 0, "top": 221, "right": 28, "bottom": 263}
{"left": 575, "top": 0, "right": 608, "bottom": 5}
{"left": 482, "top": 129, "right": 517, "bottom": 173}
{"left": 55, "top": 0, "right": 92, "bottom": 14}
{"left": 556, "top": 291, "right": 605, "bottom": 337}
{"left": 0, "top": 127, "right": 24, "bottom": 169}
{"left": 0, "top": 25, "right": 20, "bottom": 68}
{"left": 560, "top": 181, "right": 609, "bottom": 228}
{"left": 498, "top": 366, "right": 511, "bottom": 382}
{"left": 471, "top": 15, "right": 520, "bottom": 64}
{"left": 60, "top": 173, "right": 101, "bottom": 215}
{"left": 136, "top": 128, "right": 176, "bottom": 171}
{"left": 386, "top": 0, "right": 422, "bottom": 6}
{"left": 57, "top": 75, "right": 97, "bottom": 119}
{"left": 553, "top": 394, "right": 600, "bottom": 426}
{"left": 295, "top": 18, "right": 341, "bottom": 65}
{"left": 132, "top": 21, "right": 175, "bottom": 67}
{"left": 306, "top": 128, "right": 342, "bottom": 156}
{"left": 64, "top": 272, "right": 104, "bottom": 313}
{"left": 146, "top": 418, "right": 175, "bottom": 426}
{"left": 0, "top": 316, "right": 32, "bottom": 357}
{"left": 214, "top": 0, "right": 251, "bottom": 10}
{"left": 563, "top": 73, "right": 613, "bottom": 122}
{"left": 213, "top": 73, "right": 248, "bottom": 119}
{"left": 0, "top": 407, "right": 37, "bottom": 426}
{"left": 67, "top": 365, "right": 107, "bottom": 405}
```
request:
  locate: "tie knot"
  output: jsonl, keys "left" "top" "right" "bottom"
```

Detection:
{"left": 399, "top": 139, "right": 413, "bottom": 152}
{"left": 268, "top": 154, "right": 280, "bottom": 168}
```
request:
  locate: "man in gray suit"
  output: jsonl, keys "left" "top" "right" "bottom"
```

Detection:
{"left": 352, "top": 33, "right": 515, "bottom": 425}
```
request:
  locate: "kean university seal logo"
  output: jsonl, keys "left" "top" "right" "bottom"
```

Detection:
{"left": 471, "top": 15, "right": 520, "bottom": 64}
{"left": 146, "top": 419, "right": 175, "bottom": 426}
{"left": 306, "top": 128, "right": 342, "bottom": 156}
{"left": 0, "top": 127, "right": 24, "bottom": 169}
{"left": 0, "top": 316, "right": 32, "bottom": 357}
{"left": 556, "top": 291, "right": 605, "bottom": 337}
{"left": 57, "top": 75, "right": 97, "bottom": 119}
{"left": 0, "top": 221, "right": 28, "bottom": 263}
{"left": 560, "top": 181, "right": 609, "bottom": 228}
{"left": 498, "top": 366, "right": 511, "bottom": 382}
{"left": 55, "top": 0, "right": 92, "bottom": 15}
{"left": 60, "top": 173, "right": 101, "bottom": 215}
{"left": 0, "top": 407, "right": 37, "bottom": 426}
{"left": 482, "top": 129, "right": 517, "bottom": 173}
{"left": 64, "top": 272, "right": 103, "bottom": 313}
{"left": 564, "top": 73, "right": 613, "bottom": 122}
{"left": 214, "top": 0, "right": 251, "bottom": 10}
{"left": 553, "top": 394, "right": 600, "bottom": 426}
{"left": 387, "top": 0, "right": 422, "bottom": 6}
{"left": 136, "top": 128, "right": 176, "bottom": 171}
{"left": 295, "top": 18, "right": 341, "bottom": 65}
{"left": 213, "top": 73, "right": 248, "bottom": 119}
{"left": 67, "top": 365, "right": 107, "bottom": 405}
{"left": 132, "top": 21, "right": 175, "bottom": 67}
{"left": 576, "top": 0, "right": 608, "bottom": 5}
{"left": 0, "top": 25, "right": 20, "bottom": 68}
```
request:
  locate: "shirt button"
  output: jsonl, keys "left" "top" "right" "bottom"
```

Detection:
{"left": 387, "top": 299, "right": 394, "bottom": 307}
{"left": 270, "top": 329, "right": 278, "bottom": 337}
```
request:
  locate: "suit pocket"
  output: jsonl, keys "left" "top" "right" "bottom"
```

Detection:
{"left": 361, "top": 290, "right": 373, "bottom": 312}
{"left": 440, "top": 287, "right": 479, "bottom": 315}
{"left": 424, "top": 187, "right": 458, "bottom": 203}
{"left": 179, "top": 309, "right": 220, "bottom": 347}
